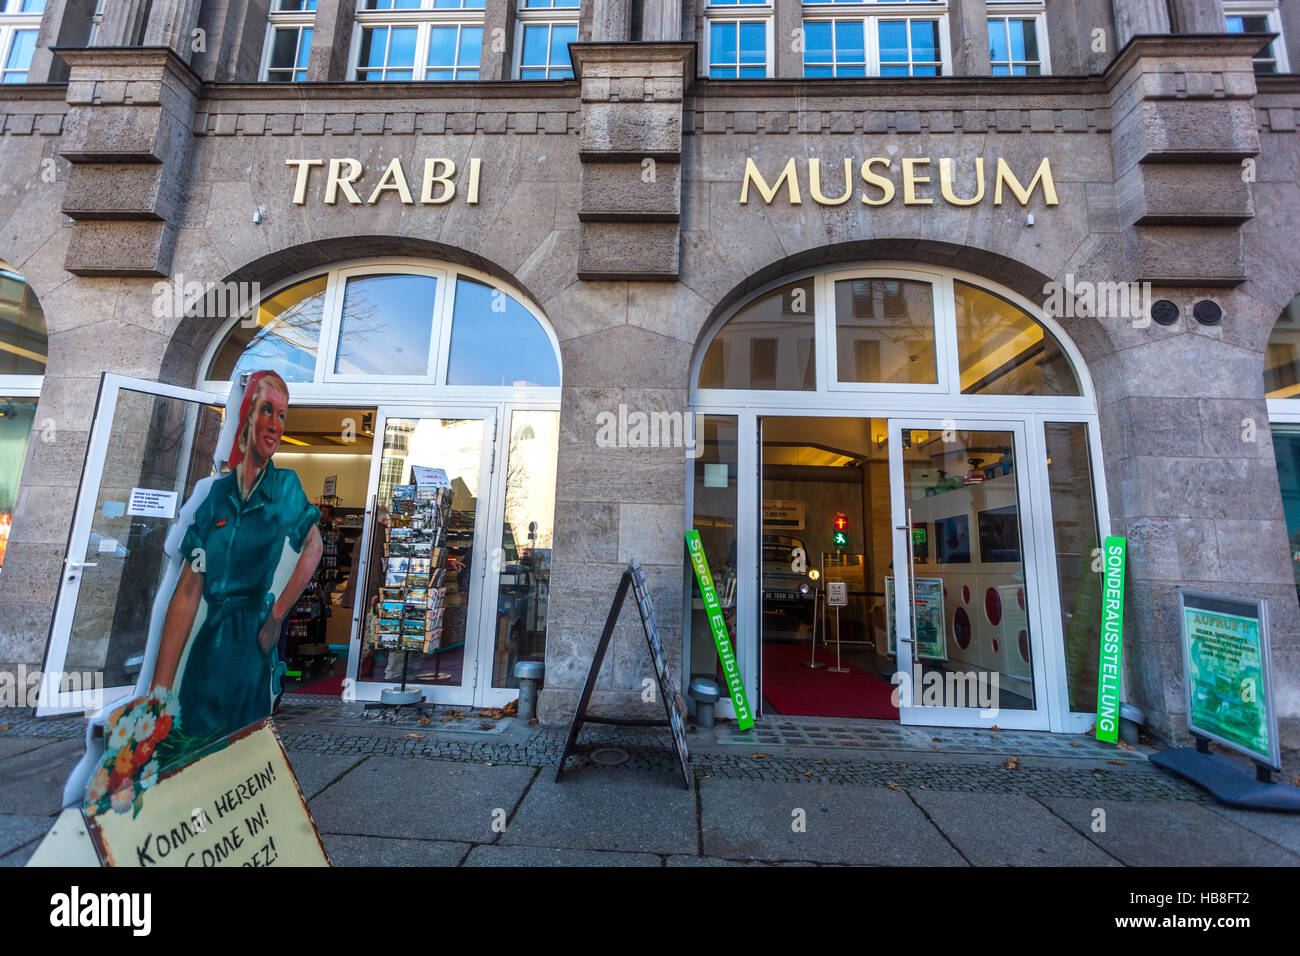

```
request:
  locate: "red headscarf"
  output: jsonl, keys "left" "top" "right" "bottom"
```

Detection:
{"left": 228, "top": 370, "right": 289, "bottom": 470}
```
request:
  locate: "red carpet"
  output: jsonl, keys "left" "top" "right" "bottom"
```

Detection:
{"left": 291, "top": 674, "right": 346, "bottom": 695}
{"left": 761, "top": 642, "right": 899, "bottom": 719}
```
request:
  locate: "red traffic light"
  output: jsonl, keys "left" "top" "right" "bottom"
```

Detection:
{"left": 832, "top": 514, "right": 849, "bottom": 532}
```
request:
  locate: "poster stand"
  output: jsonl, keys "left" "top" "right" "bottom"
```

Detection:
{"left": 556, "top": 559, "right": 691, "bottom": 790}
{"left": 1149, "top": 589, "right": 1300, "bottom": 812}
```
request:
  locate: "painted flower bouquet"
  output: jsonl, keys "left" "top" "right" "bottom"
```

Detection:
{"left": 84, "top": 688, "right": 181, "bottom": 818}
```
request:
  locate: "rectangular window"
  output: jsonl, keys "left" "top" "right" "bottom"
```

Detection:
{"left": 1225, "top": 3, "right": 1289, "bottom": 74}
{"left": 518, "top": 21, "right": 577, "bottom": 78}
{"left": 988, "top": 14, "right": 1045, "bottom": 75}
{"left": 262, "top": 0, "right": 319, "bottom": 82}
{"left": 350, "top": 0, "right": 488, "bottom": 81}
{"left": 0, "top": 0, "right": 42, "bottom": 84}
{"left": 800, "top": 2, "right": 948, "bottom": 77}
{"left": 708, "top": 19, "right": 768, "bottom": 77}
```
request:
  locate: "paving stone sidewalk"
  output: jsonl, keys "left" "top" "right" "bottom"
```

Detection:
{"left": 2, "top": 700, "right": 1299, "bottom": 866}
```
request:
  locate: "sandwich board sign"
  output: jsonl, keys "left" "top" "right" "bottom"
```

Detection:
{"left": 556, "top": 558, "right": 691, "bottom": 789}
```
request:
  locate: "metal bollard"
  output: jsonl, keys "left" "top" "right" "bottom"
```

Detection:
{"left": 1119, "top": 702, "right": 1145, "bottom": 747}
{"left": 515, "top": 660, "right": 545, "bottom": 722}
{"left": 689, "top": 677, "right": 721, "bottom": 729}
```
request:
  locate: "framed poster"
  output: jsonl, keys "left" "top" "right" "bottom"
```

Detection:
{"left": 1178, "top": 590, "right": 1279, "bottom": 770}
{"left": 762, "top": 499, "right": 805, "bottom": 530}
{"left": 886, "top": 576, "right": 947, "bottom": 661}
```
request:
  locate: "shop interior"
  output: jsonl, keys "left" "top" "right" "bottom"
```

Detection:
{"left": 271, "top": 405, "right": 378, "bottom": 696}
{"left": 759, "top": 416, "right": 1033, "bottom": 719}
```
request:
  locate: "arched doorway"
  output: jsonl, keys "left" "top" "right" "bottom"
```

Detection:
{"left": 687, "top": 263, "right": 1109, "bottom": 732}
{"left": 39, "top": 258, "right": 559, "bottom": 712}
{"left": 1263, "top": 292, "right": 1300, "bottom": 611}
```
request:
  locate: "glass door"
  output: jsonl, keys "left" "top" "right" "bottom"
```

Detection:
{"left": 348, "top": 406, "right": 497, "bottom": 706}
{"left": 40, "top": 374, "right": 225, "bottom": 715}
{"left": 887, "top": 418, "right": 1051, "bottom": 730}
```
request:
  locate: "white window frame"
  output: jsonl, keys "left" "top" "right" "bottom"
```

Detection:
{"left": 350, "top": 0, "right": 488, "bottom": 82}
{"left": 1224, "top": 1, "right": 1290, "bottom": 74}
{"left": 0, "top": 0, "right": 43, "bottom": 85}
{"left": 260, "top": 0, "right": 318, "bottom": 82}
{"left": 986, "top": 3, "right": 1050, "bottom": 77}
{"left": 513, "top": 0, "right": 580, "bottom": 80}
{"left": 798, "top": 1, "right": 951, "bottom": 78}
{"left": 688, "top": 264, "right": 1109, "bottom": 734}
{"left": 198, "top": 258, "right": 562, "bottom": 405}
{"left": 702, "top": 2, "right": 774, "bottom": 79}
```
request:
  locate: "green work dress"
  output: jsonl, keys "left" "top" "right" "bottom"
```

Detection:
{"left": 174, "top": 461, "right": 319, "bottom": 747}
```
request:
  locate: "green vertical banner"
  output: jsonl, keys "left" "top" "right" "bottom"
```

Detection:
{"left": 685, "top": 530, "right": 754, "bottom": 730}
{"left": 1096, "top": 535, "right": 1127, "bottom": 743}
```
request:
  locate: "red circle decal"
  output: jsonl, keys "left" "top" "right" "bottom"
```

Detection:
{"left": 985, "top": 588, "right": 1002, "bottom": 626}
{"left": 954, "top": 608, "right": 971, "bottom": 649}
{"left": 1018, "top": 630, "right": 1030, "bottom": 662}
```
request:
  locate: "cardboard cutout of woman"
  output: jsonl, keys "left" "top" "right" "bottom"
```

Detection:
{"left": 69, "top": 370, "right": 322, "bottom": 816}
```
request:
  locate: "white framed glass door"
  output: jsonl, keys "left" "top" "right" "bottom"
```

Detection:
{"left": 887, "top": 417, "right": 1052, "bottom": 730}
{"left": 40, "top": 374, "right": 226, "bottom": 715}
{"left": 347, "top": 405, "right": 498, "bottom": 706}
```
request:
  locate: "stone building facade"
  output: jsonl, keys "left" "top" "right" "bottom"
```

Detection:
{"left": 0, "top": 0, "right": 1298, "bottom": 750}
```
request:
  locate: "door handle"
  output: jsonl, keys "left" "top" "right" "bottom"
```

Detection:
{"left": 67, "top": 561, "right": 98, "bottom": 569}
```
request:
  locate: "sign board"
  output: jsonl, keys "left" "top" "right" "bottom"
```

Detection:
{"left": 827, "top": 581, "right": 848, "bottom": 607}
{"left": 557, "top": 559, "right": 691, "bottom": 789}
{"left": 885, "top": 576, "right": 947, "bottom": 661}
{"left": 410, "top": 465, "right": 450, "bottom": 489}
{"left": 84, "top": 720, "right": 329, "bottom": 867}
{"left": 1178, "top": 590, "right": 1279, "bottom": 769}
{"left": 127, "top": 487, "right": 178, "bottom": 519}
{"left": 762, "top": 499, "right": 805, "bottom": 530}
{"left": 1096, "top": 536, "right": 1126, "bottom": 743}
{"left": 684, "top": 530, "right": 754, "bottom": 729}
{"left": 322, "top": 475, "right": 337, "bottom": 497}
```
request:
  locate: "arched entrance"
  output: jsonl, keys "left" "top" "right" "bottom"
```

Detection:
{"left": 39, "top": 258, "right": 559, "bottom": 712}
{"left": 687, "top": 263, "right": 1109, "bottom": 732}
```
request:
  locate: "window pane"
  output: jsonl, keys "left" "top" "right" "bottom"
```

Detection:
{"left": 878, "top": 20, "right": 908, "bottom": 62}
{"left": 550, "top": 23, "right": 576, "bottom": 70}
{"left": 739, "top": 21, "right": 765, "bottom": 64}
{"left": 491, "top": 410, "right": 559, "bottom": 687}
{"left": 911, "top": 19, "right": 939, "bottom": 61}
{"left": 989, "top": 19, "right": 1008, "bottom": 62}
{"left": 1264, "top": 295, "right": 1300, "bottom": 397}
{"left": 335, "top": 274, "right": 437, "bottom": 376}
{"left": 460, "top": 25, "right": 482, "bottom": 66}
{"left": 834, "top": 278, "right": 937, "bottom": 385}
{"left": 1013, "top": 18, "right": 1038, "bottom": 62}
{"left": 358, "top": 27, "right": 386, "bottom": 69}
{"left": 804, "top": 20, "right": 832, "bottom": 63}
{"left": 1045, "top": 422, "right": 1103, "bottom": 713}
{"left": 6, "top": 30, "right": 37, "bottom": 72}
{"left": 297, "top": 29, "right": 313, "bottom": 69}
{"left": 522, "top": 25, "right": 548, "bottom": 66}
{"left": 713, "top": 21, "right": 737, "bottom": 65}
{"left": 20, "top": 0, "right": 46, "bottom": 12}
{"left": 699, "top": 279, "right": 815, "bottom": 390}
{"left": 446, "top": 277, "right": 560, "bottom": 387}
{"left": 0, "top": 397, "right": 37, "bottom": 571}
{"left": 954, "top": 281, "right": 1081, "bottom": 396}
{"left": 388, "top": 25, "right": 418, "bottom": 67}
{"left": 428, "top": 25, "right": 458, "bottom": 67}
{"left": 1273, "top": 426, "right": 1300, "bottom": 610}
{"left": 270, "top": 27, "right": 299, "bottom": 70}
{"left": 688, "top": 415, "right": 740, "bottom": 694}
{"left": 835, "top": 20, "right": 864, "bottom": 63}
{"left": 0, "top": 270, "right": 47, "bottom": 375}
{"left": 208, "top": 275, "right": 326, "bottom": 383}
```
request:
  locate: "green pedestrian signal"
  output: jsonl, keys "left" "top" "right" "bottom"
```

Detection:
{"left": 832, "top": 530, "right": 849, "bottom": 548}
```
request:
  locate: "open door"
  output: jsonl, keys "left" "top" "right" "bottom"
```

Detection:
{"left": 888, "top": 417, "right": 1051, "bottom": 730}
{"left": 39, "top": 374, "right": 225, "bottom": 715}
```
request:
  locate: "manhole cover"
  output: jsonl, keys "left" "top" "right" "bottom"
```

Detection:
{"left": 589, "top": 747, "right": 630, "bottom": 767}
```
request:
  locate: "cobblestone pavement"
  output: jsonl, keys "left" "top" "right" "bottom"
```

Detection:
{"left": 5, "top": 699, "right": 1300, "bottom": 866}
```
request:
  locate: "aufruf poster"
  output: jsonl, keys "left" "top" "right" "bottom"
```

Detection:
{"left": 1180, "top": 591, "right": 1277, "bottom": 768}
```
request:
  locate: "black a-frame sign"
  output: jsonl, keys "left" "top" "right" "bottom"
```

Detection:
{"left": 555, "top": 558, "right": 691, "bottom": 789}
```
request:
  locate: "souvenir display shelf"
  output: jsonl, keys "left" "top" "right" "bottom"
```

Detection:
{"left": 373, "top": 480, "right": 454, "bottom": 703}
